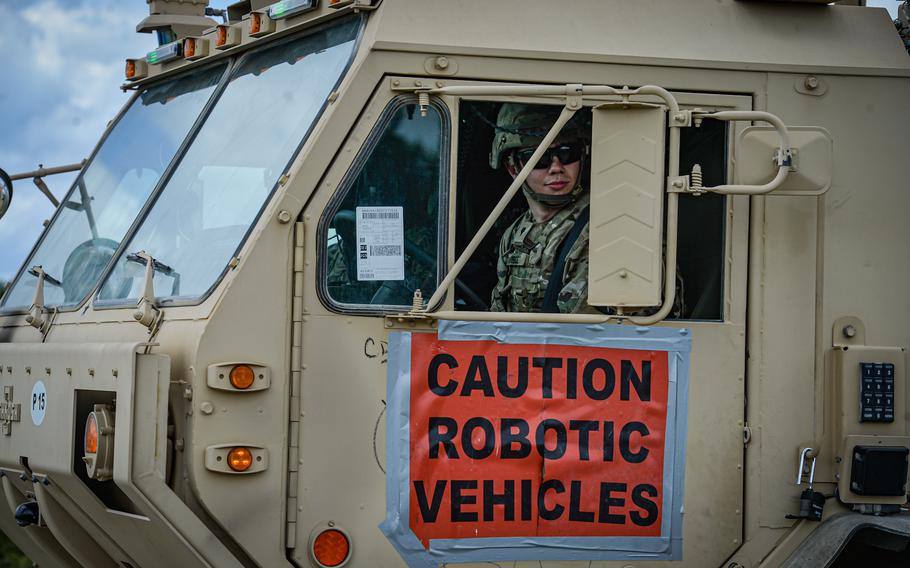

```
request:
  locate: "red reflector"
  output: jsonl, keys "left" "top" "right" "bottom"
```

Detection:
{"left": 313, "top": 529, "right": 350, "bottom": 567}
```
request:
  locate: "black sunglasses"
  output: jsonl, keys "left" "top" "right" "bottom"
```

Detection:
{"left": 514, "top": 142, "right": 584, "bottom": 170}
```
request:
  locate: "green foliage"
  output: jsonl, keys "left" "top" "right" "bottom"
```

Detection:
{"left": 0, "top": 530, "right": 30, "bottom": 568}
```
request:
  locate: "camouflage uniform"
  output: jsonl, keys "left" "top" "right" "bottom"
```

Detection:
{"left": 490, "top": 191, "right": 592, "bottom": 314}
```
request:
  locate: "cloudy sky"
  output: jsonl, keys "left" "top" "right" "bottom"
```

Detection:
{"left": 0, "top": 0, "right": 230, "bottom": 283}
{"left": 0, "top": 0, "right": 903, "bottom": 283}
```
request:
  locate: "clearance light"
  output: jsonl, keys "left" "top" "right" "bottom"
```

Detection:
{"left": 248, "top": 11, "right": 275, "bottom": 37}
{"left": 146, "top": 41, "right": 182, "bottom": 65}
{"left": 204, "top": 444, "right": 269, "bottom": 474}
{"left": 183, "top": 37, "right": 210, "bottom": 61}
{"left": 125, "top": 58, "right": 148, "bottom": 81}
{"left": 82, "top": 404, "right": 115, "bottom": 481}
{"left": 229, "top": 364, "right": 255, "bottom": 390}
{"left": 227, "top": 447, "right": 253, "bottom": 471}
{"left": 269, "top": 0, "right": 318, "bottom": 19}
{"left": 207, "top": 362, "right": 271, "bottom": 392}
{"left": 215, "top": 24, "right": 240, "bottom": 50}
{"left": 311, "top": 528, "right": 351, "bottom": 567}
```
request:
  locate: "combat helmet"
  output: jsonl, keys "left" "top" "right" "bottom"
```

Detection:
{"left": 489, "top": 103, "right": 590, "bottom": 207}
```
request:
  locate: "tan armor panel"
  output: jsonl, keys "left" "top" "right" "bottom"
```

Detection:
{"left": 588, "top": 104, "right": 666, "bottom": 308}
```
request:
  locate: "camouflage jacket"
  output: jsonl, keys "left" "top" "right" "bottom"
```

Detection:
{"left": 490, "top": 192, "right": 592, "bottom": 314}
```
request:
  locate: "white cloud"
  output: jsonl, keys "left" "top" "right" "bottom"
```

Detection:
{"left": 0, "top": 0, "right": 155, "bottom": 281}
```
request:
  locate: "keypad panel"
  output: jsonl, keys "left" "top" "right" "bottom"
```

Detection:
{"left": 860, "top": 362, "right": 895, "bottom": 423}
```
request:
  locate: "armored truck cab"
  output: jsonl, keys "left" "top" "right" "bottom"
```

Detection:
{"left": 0, "top": 1, "right": 909, "bottom": 567}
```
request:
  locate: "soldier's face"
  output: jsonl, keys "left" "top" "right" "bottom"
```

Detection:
{"left": 509, "top": 142, "right": 581, "bottom": 197}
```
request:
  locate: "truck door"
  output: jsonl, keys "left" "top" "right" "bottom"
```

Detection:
{"left": 293, "top": 78, "right": 752, "bottom": 567}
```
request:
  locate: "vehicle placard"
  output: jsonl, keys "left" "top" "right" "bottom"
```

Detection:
{"left": 356, "top": 206, "right": 404, "bottom": 281}
{"left": 30, "top": 380, "right": 47, "bottom": 426}
{"left": 382, "top": 321, "right": 690, "bottom": 566}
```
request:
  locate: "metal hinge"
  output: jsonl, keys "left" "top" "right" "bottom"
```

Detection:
{"left": 286, "top": 220, "right": 305, "bottom": 549}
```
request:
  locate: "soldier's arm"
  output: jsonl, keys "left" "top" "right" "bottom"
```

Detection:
{"left": 489, "top": 230, "right": 512, "bottom": 312}
{"left": 556, "top": 230, "right": 598, "bottom": 314}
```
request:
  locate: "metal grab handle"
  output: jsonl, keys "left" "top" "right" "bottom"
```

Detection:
{"left": 695, "top": 110, "right": 792, "bottom": 195}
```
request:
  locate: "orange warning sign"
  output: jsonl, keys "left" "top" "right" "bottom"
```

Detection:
{"left": 408, "top": 333, "right": 670, "bottom": 547}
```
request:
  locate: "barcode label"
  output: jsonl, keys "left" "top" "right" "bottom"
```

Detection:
{"left": 361, "top": 210, "right": 400, "bottom": 220}
{"left": 356, "top": 206, "right": 405, "bottom": 281}
{"left": 370, "top": 245, "right": 401, "bottom": 256}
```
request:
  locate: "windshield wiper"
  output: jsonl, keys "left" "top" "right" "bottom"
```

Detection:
{"left": 125, "top": 251, "right": 181, "bottom": 333}
{"left": 27, "top": 266, "right": 62, "bottom": 288}
{"left": 126, "top": 252, "right": 181, "bottom": 297}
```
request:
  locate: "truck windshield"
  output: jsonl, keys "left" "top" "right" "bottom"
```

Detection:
{"left": 0, "top": 64, "right": 227, "bottom": 312}
{"left": 97, "top": 17, "right": 361, "bottom": 306}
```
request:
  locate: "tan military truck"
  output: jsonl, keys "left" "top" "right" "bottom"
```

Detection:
{"left": 0, "top": 0, "right": 909, "bottom": 566}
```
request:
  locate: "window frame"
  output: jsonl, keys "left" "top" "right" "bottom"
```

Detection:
{"left": 0, "top": 60, "right": 234, "bottom": 315}
{"left": 433, "top": 87, "right": 749, "bottom": 324}
{"left": 91, "top": 16, "right": 365, "bottom": 311}
{"left": 316, "top": 94, "right": 452, "bottom": 316}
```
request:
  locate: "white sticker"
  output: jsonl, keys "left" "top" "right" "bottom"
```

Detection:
{"left": 356, "top": 206, "right": 405, "bottom": 281}
{"left": 30, "top": 381, "right": 47, "bottom": 426}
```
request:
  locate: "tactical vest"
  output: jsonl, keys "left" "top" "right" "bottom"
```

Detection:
{"left": 491, "top": 192, "right": 590, "bottom": 313}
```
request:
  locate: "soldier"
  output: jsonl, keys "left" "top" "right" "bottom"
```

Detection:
{"left": 488, "top": 103, "right": 594, "bottom": 313}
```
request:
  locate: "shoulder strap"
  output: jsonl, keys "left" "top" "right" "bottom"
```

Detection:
{"left": 541, "top": 205, "right": 590, "bottom": 313}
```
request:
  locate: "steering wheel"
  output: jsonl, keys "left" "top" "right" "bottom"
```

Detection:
{"left": 61, "top": 238, "right": 119, "bottom": 303}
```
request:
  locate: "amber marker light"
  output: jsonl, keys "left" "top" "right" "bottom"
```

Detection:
{"left": 84, "top": 413, "right": 98, "bottom": 454}
{"left": 125, "top": 58, "right": 147, "bottom": 81}
{"left": 227, "top": 447, "right": 253, "bottom": 471}
{"left": 250, "top": 12, "right": 262, "bottom": 34}
{"left": 312, "top": 529, "right": 350, "bottom": 567}
{"left": 216, "top": 25, "right": 227, "bottom": 47}
{"left": 229, "top": 364, "right": 255, "bottom": 390}
{"left": 184, "top": 38, "right": 196, "bottom": 58}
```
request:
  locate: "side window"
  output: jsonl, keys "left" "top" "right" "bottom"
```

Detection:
{"left": 321, "top": 99, "right": 447, "bottom": 309}
{"left": 454, "top": 100, "right": 727, "bottom": 320}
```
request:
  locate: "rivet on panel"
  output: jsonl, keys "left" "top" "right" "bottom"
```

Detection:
{"left": 414, "top": 80, "right": 422, "bottom": 88}
{"left": 804, "top": 76, "right": 819, "bottom": 90}
{"left": 200, "top": 402, "right": 214, "bottom": 415}
{"left": 392, "top": 79, "right": 400, "bottom": 87}
{"left": 277, "top": 210, "right": 292, "bottom": 224}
